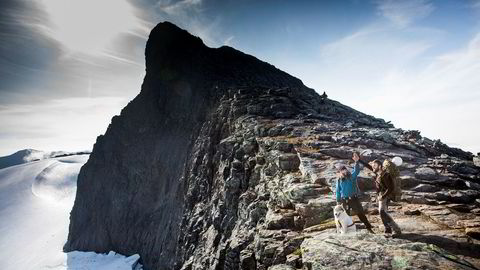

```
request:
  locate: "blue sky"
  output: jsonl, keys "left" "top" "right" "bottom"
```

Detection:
{"left": 0, "top": 0, "right": 479, "bottom": 156}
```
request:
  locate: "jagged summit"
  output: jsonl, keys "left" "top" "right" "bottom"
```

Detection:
{"left": 145, "top": 22, "right": 204, "bottom": 72}
{"left": 144, "top": 21, "right": 305, "bottom": 90}
{"left": 64, "top": 22, "right": 479, "bottom": 270}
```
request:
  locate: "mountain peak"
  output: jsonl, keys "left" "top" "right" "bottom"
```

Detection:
{"left": 143, "top": 21, "right": 307, "bottom": 91}
{"left": 145, "top": 22, "right": 205, "bottom": 73}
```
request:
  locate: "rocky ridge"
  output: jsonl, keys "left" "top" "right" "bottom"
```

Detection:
{"left": 64, "top": 22, "right": 480, "bottom": 270}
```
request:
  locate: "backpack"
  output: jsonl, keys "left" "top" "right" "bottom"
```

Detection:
{"left": 383, "top": 159, "right": 401, "bottom": 201}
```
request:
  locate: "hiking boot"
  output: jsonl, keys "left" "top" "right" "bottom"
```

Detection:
{"left": 366, "top": 228, "right": 375, "bottom": 234}
{"left": 392, "top": 228, "right": 402, "bottom": 236}
{"left": 384, "top": 227, "right": 392, "bottom": 234}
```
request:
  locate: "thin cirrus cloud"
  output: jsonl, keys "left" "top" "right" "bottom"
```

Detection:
{"left": 0, "top": 0, "right": 61, "bottom": 101}
{"left": 375, "top": 0, "right": 435, "bottom": 28}
{"left": 36, "top": 0, "right": 146, "bottom": 57}
{"left": 0, "top": 0, "right": 149, "bottom": 104}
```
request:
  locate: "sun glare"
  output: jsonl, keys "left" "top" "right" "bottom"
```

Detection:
{"left": 39, "top": 0, "right": 139, "bottom": 55}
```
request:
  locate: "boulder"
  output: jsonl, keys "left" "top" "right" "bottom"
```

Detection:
{"left": 298, "top": 156, "right": 333, "bottom": 185}
{"left": 295, "top": 198, "right": 336, "bottom": 228}
{"left": 400, "top": 176, "right": 423, "bottom": 190}
{"left": 274, "top": 141, "right": 295, "bottom": 153}
{"left": 240, "top": 251, "right": 256, "bottom": 269}
{"left": 265, "top": 210, "right": 295, "bottom": 230}
{"left": 425, "top": 190, "right": 480, "bottom": 204}
{"left": 285, "top": 253, "right": 302, "bottom": 268}
{"left": 404, "top": 209, "right": 421, "bottom": 215}
{"left": 466, "top": 227, "right": 480, "bottom": 240}
{"left": 410, "top": 184, "right": 442, "bottom": 193}
{"left": 277, "top": 154, "right": 300, "bottom": 171}
{"left": 285, "top": 184, "right": 330, "bottom": 203}
{"left": 267, "top": 264, "right": 295, "bottom": 270}
{"left": 414, "top": 167, "right": 438, "bottom": 180}
{"left": 318, "top": 147, "right": 352, "bottom": 159}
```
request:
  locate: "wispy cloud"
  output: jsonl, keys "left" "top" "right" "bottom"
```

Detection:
{"left": 0, "top": 0, "right": 147, "bottom": 102}
{"left": 0, "top": 0, "right": 62, "bottom": 95}
{"left": 36, "top": 0, "right": 143, "bottom": 57}
{"left": 223, "top": 35, "right": 235, "bottom": 46}
{"left": 375, "top": 0, "right": 435, "bottom": 28}
{"left": 0, "top": 97, "right": 129, "bottom": 155}
{"left": 315, "top": 23, "right": 438, "bottom": 98}
{"left": 471, "top": 0, "right": 480, "bottom": 9}
{"left": 154, "top": 0, "right": 203, "bottom": 16}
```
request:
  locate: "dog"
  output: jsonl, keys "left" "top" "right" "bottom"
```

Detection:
{"left": 334, "top": 205, "right": 357, "bottom": 234}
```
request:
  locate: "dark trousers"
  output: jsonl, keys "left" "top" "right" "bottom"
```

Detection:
{"left": 378, "top": 195, "right": 400, "bottom": 232}
{"left": 341, "top": 196, "right": 373, "bottom": 229}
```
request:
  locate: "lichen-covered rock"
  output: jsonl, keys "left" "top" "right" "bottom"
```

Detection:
{"left": 301, "top": 231, "right": 475, "bottom": 270}
{"left": 298, "top": 155, "right": 335, "bottom": 185}
{"left": 295, "top": 198, "right": 336, "bottom": 228}
{"left": 267, "top": 264, "right": 295, "bottom": 270}
{"left": 265, "top": 210, "right": 296, "bottom": 230}
{"left": 277, "top": 154, "right": 300, "bottom": 171}
{"left": 284, "top": 183, "right": 330, "bottom": 203}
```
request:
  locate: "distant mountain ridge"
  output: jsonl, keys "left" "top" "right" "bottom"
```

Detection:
{"left": 0, "top": 149, "right": 91, "bottom": 170}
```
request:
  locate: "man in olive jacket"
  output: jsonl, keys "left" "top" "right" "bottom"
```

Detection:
{"left": 362, "top": 158, "right": 402, "bottom": 235}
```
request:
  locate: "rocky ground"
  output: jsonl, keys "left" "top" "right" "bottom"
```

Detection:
{"left": 175, "top": 86, "right": 480, "bottom": 270}
{"left": 65, "top": 22, "right": 480, "bottom": 270}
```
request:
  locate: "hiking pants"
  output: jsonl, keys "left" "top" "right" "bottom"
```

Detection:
{"left": 378, "top": 195, "right": 401, "bottom": 232}
{"left": 341, "top": 196, "right": 373, "bottom": 230}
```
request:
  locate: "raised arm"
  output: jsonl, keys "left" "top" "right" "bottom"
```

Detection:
{"left": 351, "top": 162, "right": 361, "bottom": 179}
{"left": 353, "top": 151, "right": 373, "bottom": 171}
{"left": 351, "top": 152, "right": 362, "bottom": 178}
{"left": 358, "top": 159, "right": 373, "bottom": 171}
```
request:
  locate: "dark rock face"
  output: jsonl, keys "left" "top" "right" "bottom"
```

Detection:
{"left": 64, "top": 22, "right": 314, "bottom": 269}
{"left": 65, "top": 22, "right": 480, "bottom": 269}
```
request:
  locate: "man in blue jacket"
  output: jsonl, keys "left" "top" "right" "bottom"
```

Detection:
{"left": 335, "top": 153, "right": 374, "bottom": 233}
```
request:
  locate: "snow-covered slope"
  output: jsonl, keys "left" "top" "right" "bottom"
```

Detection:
{"left": 0, "top": 149, "right": 91, "bottom": 170}
{"left": 0, "top": 154, "right": 141, "bottom": 270}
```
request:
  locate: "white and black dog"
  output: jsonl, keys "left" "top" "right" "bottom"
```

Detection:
{"left": 334, "top": 205, "right": 357, "bottom": 234}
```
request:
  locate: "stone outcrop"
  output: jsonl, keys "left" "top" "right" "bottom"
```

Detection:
{"left": 301, "top": 231, "right": 479, "bottom": 270}
{"left": 64, "top": 22, "right": 480, "bottom": 270}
